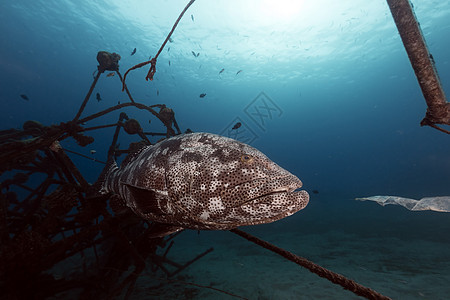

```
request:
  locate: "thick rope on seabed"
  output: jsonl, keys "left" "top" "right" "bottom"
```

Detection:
{"left": 230, "top": 229, "right": 391, "bottom": 300}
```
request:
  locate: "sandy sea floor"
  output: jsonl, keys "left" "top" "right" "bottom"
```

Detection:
{"left": 128, "top": 198, "right": 450, "bottom": 299}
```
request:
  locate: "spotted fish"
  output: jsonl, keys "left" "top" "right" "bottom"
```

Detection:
{"left": 101, "top": 132, "right": 309, "bottom": 236}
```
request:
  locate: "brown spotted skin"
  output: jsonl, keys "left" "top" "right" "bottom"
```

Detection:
{"left": 102, "top": 132, "right": 309, "bottom": 231}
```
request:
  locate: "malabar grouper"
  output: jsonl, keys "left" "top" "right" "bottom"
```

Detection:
{"left": 100, "top": 132, "right": 309, "bottom": 236}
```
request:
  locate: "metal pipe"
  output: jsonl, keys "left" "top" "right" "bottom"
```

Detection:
{"left": 386, "top": 0, "right": 450, "bottom": 128}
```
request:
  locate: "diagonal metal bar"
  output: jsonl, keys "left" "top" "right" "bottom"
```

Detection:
{"left": 386, "top": 0, "right": 450, "bottom": 131}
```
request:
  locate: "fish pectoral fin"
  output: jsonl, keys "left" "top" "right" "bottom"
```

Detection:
{"left": 123, "top": 183, "right": 169, "bottom": 216}
{"left": 147, "top": 223, "right": 184, "bottom": 238}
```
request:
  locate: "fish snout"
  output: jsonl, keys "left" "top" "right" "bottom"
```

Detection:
{"left": 220, "top": 175, "right": 304, "bottom": 208}
{"left": 237, "top": 188, "right": 309, "bottom": 225}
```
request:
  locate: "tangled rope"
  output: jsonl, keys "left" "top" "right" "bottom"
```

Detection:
{"left": 122, "top": 0, "right": 196, "bottom": 90}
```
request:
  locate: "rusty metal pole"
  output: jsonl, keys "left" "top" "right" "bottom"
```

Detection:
{"left": 386, "top": 0, "right": 450, "bottom": 132}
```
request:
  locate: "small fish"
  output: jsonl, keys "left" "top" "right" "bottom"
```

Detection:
{"left": 131, "top": 48, "right": 137, "bottom": 56}
{"left": 106, "top": 72, "right": 115, "bottom": 77}
{"left": 100, "top": 132, "right": 309, "bottom": 236}
{"left": 169, "top": 37, "right": 173, "bottom": 43}
{"left": 191, "top": 14, "right": 194, "bottom": 22}
{"left": 167, "top": 47, "right": 170, "bottom": 52}
{"left": 199, "top": 93, "right": 206, "bottom": 98}
{"left": 236, "top": 70, "right": 242, "bottom": 75}
{"left": 96, "top": 93, "right": 102, "bottom": 102}
{"left": 191, "top": 51, "right": 198, "bottom": 57}
{"left": 20, "top": 94, "right": 29, "bottom": 101}
{"left": 312, "top": 190, "right": 319, "bottom": 194}
{"left": 219, "top": 68, "right": 225, "bottom": 74}
{"left": 157, "top": 90, "right": 159, "bottom": 96}
{"left": 118, "top": 101, "right": 121, "bottom": 105}
{"left": 196, "top": 52, "right": 200, "bottom": 57}
{"left": 81, "top": 122, "right": 87, "bottom": 125}
{"left": 90, "top": 150, "right": 96, "bottom": 154}
{"left": 232, "top": 122, "right": 242, "bottom": 130}
{"left": 168, "top": 60, "right": 171, "bottom": 66}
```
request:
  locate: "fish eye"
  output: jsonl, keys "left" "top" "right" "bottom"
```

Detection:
{"left": 240, "top": 154, "right": 254, "bottom": 164}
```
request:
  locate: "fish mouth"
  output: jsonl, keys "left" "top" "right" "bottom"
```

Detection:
{"left": 232, "top": 174, "right": 309, "bottom": 226}
{"left": 236, "top": 188, "right": 309, "bottom": 225}
{"left": 246, "top": 188, "right": 291, "bottom": 202}
{"left": 221, "top": 175, "right": 303, "bottom": 208}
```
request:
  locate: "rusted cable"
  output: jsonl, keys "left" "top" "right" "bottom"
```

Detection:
{"left": 49, "top": 142, "right": 90, "bottom": 189}
{"left": 78, "top": 102, "right": 159, "bottom": 124}
{"left": 230, "top": 228, "right": 391, "bottom": 300}
{"left": 77, "top": 102, "right": 177, "bottom": 137}
{"left": 116, "top": 71, "right": 135, "bottom": 103}
{"left": 122, "top": 0, "right": 196, "bottom": 89}
{"left": 62, "top": 148, "right": 106, "bottom": 165}
{"left": 80, "top": 123, "right": 118, "bottom": 132}
{"left": 167, "top": 247, "right": 214, "bottom": 277}
{"left": 158, "top": 277, "right": 248, "bottom": 300}
{"left": 73, "top": 70, "right": 101, "bottom": 122}
{"left": 386, "top": 0, "right": 450, "bottom": 132}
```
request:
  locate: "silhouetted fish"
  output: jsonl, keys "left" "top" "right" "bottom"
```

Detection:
{"left": 157, "top": 90, "right": 159, "bottom": 96}
{"left": 169, "top": 37, "right": 173, "bottom": 43}
{"left": 312, "top": 190, "right": 319, "bottom": 194}
{"left": 96, "top": 93, "right": 102, "bottom": 102}
{"left": 131, "top": 48, "right": 136, "bottom": 56}
{"left": 219, "top": 68, "right": 225, "bottom": 74}
{"left": 232, "top": 122, "right": 241, "bottom": 130}
{"left": 191, "top": 14, "right": 194, "bottom": 22}
{"left": 199, "top": 93, "right": 206, "bottom": 98}
{"left": 236, "top": 70, "right": 242, "bottom": 75}
{"left": 20, "top": 94, "right": 29, "bottom": 101}
{"left": 106, "top": 72, "right": 115, "bottom": 77}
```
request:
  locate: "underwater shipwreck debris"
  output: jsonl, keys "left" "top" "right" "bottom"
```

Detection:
{"left": 387, "top": 0, "right": 450, "bottom": 134}
{"left": 122, "top": 0, "right": 196, "bottom": 87}
{"left": 356, "top": 195, "right": 450, "bottom": 212}
{"left": 0, "top": 52, "right": 211, "bottom": 299}
{"left": 96, "top": 51, "right": 121, "bottom": 73}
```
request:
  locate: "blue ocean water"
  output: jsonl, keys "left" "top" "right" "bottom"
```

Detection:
{"left": 1, "top": 0, "right": 449, "bottom": 299}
